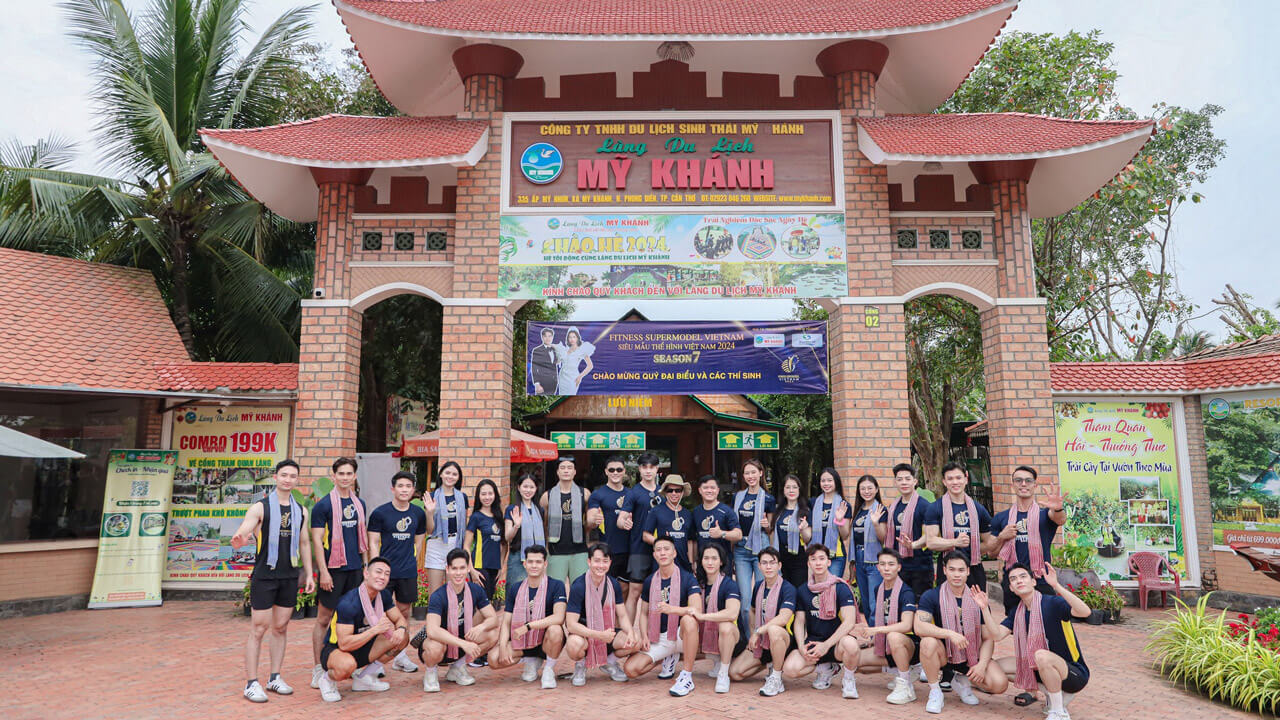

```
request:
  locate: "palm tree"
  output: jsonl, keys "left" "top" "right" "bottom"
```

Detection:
{"left": 0, "top": 0, "right": 313, "bottom": 361}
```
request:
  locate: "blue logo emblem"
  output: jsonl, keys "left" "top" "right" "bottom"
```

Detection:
{"left": 184, "top": 411, "right": 197, "bottom": 423}
{"left": 520, "top": 143, "right": 563, "bottom": 184}
{"left": 547, "top": 218, "right": 560, "bottom": 229}
{"left": 1207, "top": 397, "right": 1230, "bottom": 420}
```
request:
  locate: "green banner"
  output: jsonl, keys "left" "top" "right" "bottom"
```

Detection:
{"left": 717, "top": 431, "right": 780, "bottom": 450}
{"left": 89, "top": 449, "right": 178, "bottom": 608}
{"left": 1203, "top": 390, "right": 1280, "bottom": 549}
{"left": 1054, "top": 401, "right": 1184, "bottom": 583}
{"left": 550, "top": 431, "right": 646, "bottom": 450}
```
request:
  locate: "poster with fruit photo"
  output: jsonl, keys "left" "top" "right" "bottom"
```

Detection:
{"left": 1054, "top": 400, "right": 1184, "bottom": 582}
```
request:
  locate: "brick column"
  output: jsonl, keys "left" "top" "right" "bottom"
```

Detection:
{"left": 818, "top": 41, "right": 911, "bottom": 498}
{"left": 972, "top": 162, "right": 1057, "bottom": 502}
{"left": 436, "top": 45, "right": 522, "bottom": 492}
{"left": 294, "top": 174, "right": 368, "bottom": 489}
{"left": 1182, "top": 394, "right": 1216, "bottom": 588}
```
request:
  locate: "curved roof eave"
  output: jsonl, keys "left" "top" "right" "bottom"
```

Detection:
{"left": 858, "top": 124, "right": 1155, "bottom": 218}
{"left": 201, "top": 129, "right": 488, "bottom": 222}
{"left": 334, "top": 0, "right": 1018, "bottom": 117}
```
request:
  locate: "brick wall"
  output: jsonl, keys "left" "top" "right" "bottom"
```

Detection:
{"left": 435, "top": 72, "right": 516, "bottom": 495}
{"left": 143, "top": 399, "right": 165, "bottom": 448}
{"left": 1183, "top": 394, "right": 1218, "bottom": 588}
{"left": 828, "top": 68, "right": 911, "bottom": 500}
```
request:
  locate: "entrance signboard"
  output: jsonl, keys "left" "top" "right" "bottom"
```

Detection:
{"left": 500, "top": 212, "right": 847, "bottom": 300}
{"left": 528, "top": 320, "right": 828, "bottom": 396}
{"left": 506, "top": 116, "right": 838, "bottom": 211}
{"left": 550, "top": 430, "right": 646, "bottom": 450}
{"left": 717, "top": 431, "right": 780, "bottom": 450}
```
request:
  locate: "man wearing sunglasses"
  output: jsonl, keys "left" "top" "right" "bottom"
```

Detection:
{"left": 587, "top": 456, "right": 633, "bottom": 585}
{"left": 990, "top": 465, "right": 1066, "bottom": 618}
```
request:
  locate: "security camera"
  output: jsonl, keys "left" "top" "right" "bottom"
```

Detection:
{"left": 312, "top": 288, "right": 326, "bottom": 298}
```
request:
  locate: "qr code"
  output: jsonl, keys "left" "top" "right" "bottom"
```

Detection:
{"left": 131, "top": 481, "right": 150, "bottom": 498}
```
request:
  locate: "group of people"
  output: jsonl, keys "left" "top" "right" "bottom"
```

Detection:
{"left": 234, "top": 454, "right": 1089, "bottom": 720}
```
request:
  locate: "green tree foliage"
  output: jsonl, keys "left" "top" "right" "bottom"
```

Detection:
{"left": 753, "top": 300, "right": 833, "bottom": 482}
{"left": 944, "top": 31, "right": 1225, "bottom": 361}
{"left": 273, "top": 43, "right": 398, "bottom": 120}
{"left": 1204, "top": 404, "right": 1280, "bottom": 516}
{"left": 0, "top": 0, "right": 315, "bottom": 361}
{"left": 357, "top": 295, "right": 442, "bottom": 451}
{"left": 1211, "top": 284, "right": 1280, "bottom": 343}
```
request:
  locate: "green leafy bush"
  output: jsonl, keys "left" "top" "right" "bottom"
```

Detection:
{"left": 1051, "top": 537, "right": 1101, "bottom": 574}
{"left": 1148, "top": 594, "right": 1280, "bottom": 714}
{"left": 1257, "top": 606, "right": 1280, "bottom": 630}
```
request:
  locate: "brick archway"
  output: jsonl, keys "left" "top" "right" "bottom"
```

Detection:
{"left": 351, "top": 281, "right": 449, "bottom": 313}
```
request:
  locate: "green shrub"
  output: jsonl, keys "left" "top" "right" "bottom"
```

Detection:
{"left": 1257, "top": 606, "right": 1280, "bottom": 630}
{"left": 1148, "top": 593, "right": 1280, "bottom": 714}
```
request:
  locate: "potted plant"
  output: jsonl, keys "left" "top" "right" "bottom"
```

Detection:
{"left": 1070, "top": 579, "right": 1108, "bottom": 624}
{"left": 1052, "top": 537, "right": 1102, "bottom": 589}
{"left": 1100, "top": 581, "right": 1125, "bottom": 622}
{"left": 240, "top": 578, "right": 252, "bottom": 616}
{"left": 413, "top": 568, "right": 430, "bottom": 620}
{"left": 295, "top": 589, "right": 316, "bottom": 620}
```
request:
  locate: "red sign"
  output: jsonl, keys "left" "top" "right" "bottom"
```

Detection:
{"left": 507, "top": 117, "right": 837, "bottom": 210}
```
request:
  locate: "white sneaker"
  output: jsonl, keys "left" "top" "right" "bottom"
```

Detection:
{"left": 243, "top": 680, "right": 268, "bottom": 703}
{"left": 422, "top": 668, "right": 441, "bottom": 693}
{"left": 887, "top": 677, "right": 917, "bottom": 704}
{"left": 1046, "top": 711, "right": 1072, "bottom": 720}
{"left": 521, "top": 658, "right": 540, "bottom": 682}
{"left": 265, "top": 676, "right": 293, "bottom": 695}
{"left": 715, "top": 672, "right": 730, "bottom": 694}
{"left": 310, "top": 664, "right": 324, "bottom": 689}
{"left": 541, "top": 664, "right": 558, "bottom": 689}
{"left": 669, "top": 670, "right": 695, "bottom": 697}
{"left": 572, "top": 661, "right": 587, "bottom": 686}
{"left": 841, "top": 670, "right": 859, "bottom": 699}
{"left": 352, "top": 670, "right": 390, "bottom": 692}
{"left": 446, "top": 662, "right": 476, "bottom": 686}
{"left": 604, "top": 660, "right": 628, "bottom": 682}
{"left": 393, "top": 650, "right": 420, "bottom": 673}
{"left": 369, "top": 661, "right": 385, "bottom": 678}
{"left": 952, "top": 674, "right": 979, "bottom": 705}
{"left": 658, "top": 654, "right": 677, "bottom": 679}
{"left": 706, "top": 659, "right": 722, "bottom": 679}
{"left": 759, "top": 673, "right": 786, "bottom": 697}
{"left": 926, "top": 687, "right": 945, "bottom": 714}
{"left": 812, "top": 662, "right": 836, "bottom": 690}
{"left": 317, "top": 671, "right": 341, "bottom": 702}
{"left": 910, "top": 663, "right": 925, "bottom": 683}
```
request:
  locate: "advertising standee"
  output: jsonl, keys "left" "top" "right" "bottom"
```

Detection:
{"left": 89, "top": 449, "right": 178, "bottom": 608}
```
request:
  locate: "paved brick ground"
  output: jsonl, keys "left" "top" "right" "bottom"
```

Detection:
{"left": 0, "top": 602, "right": 1255, "bottom": 720}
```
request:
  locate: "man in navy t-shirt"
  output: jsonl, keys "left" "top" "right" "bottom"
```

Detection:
{"left": 489, "top": 545, "right": 568, "bottom": 689}
{"left": 309, "top": 457, "right": 370, "bottom": 686}
{"left": 924, "top": 462, "right": 993, "bottom": 590}
{"left": 782, "top": 544, "right": 862, "bottom": 699}
{"left": 565, "top": 543, "right": 636, "bottom": 685}
{"left": 726, "top": 547, "right": 796, "bottom": 697}
{"left": 642, "top": 475, "right": 696, "bottom": 572}
{"left": 415, "top": 548, "right": 499, "bottom": 692}
{"left": 367, "top": 471, "right": 428, "bottom": 674}
{"left": 991, "top": 465, "right": 1065, "bottom": 617}
{"left": 314, "top": 557, "right": 410, "bottom": 702}
{"left": 691, "top": 474, "right": 742, "bottom": 568}
{"left": 587, "top": 455, "right": 633, "bottom": 582}
{"left": 979, "top": 562, "right": 1091, "bottom": 720}
{"left": 618, "top": 453, "right": 662, "bottom": 619}
{"left": 623, "top": 537, "right": 704, "bottom": 697}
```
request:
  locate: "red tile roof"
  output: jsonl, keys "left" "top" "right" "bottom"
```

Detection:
{"left": 341, "top": 0, "right": 1013, "bottom": 36}
{"left": 201, "top": 115, "right": 489, "bottom": 164}
{"left": 859, "top": 113, "right": 1154, "bottom": 157}
{"left": 0, "top": 248, "right": 189, "bottom": 391}
{"left": 1183, "top": 333, "right": 1280, "bottom": 360}
{"left": 154, "top": 362, "right": 299, "bottom": 392}
{"left": 1051, "top": 354, "right": 1280, "bottom": 393}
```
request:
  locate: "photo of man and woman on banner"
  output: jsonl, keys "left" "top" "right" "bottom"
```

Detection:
{"left": 528, "top": 325, "right": 596, "bottom": 396}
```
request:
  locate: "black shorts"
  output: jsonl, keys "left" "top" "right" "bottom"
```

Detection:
{"left": 1037, "top": 661, "right": 1089, "bottom": 694}
{"left": 799, "top": 637, "right": 840, "bottom": 665}
{"left": 901, "top": 566, "right": 935, "bottom": 597}
{"left": 318, "top": 568, "right": 364, "bottom": 610}
{"left": 609, "top": 552, "right": 631, "bottom": 582}
{"left": 388, "top": 576, "right": 417, "bottom": 605}
{"left": 627, "top": 553, "right": 653, "bottom": 583}
{"left": 757, "top": 634, "right": 797, "bottom": 667}
{"left": 321, "top": 640, "right": 375, "bottom": 671}
{"left": 521, "top": 645, "right": 547, "bottom": 660}
{"left": 250, "top": 575, "right": 298, "bottom": 610}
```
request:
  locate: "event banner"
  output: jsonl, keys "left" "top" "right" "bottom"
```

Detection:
{"left": 526, "top": 320, "right": 827, "bottom": 396}
{"left": 89, "top": 449, "right": 177, "bottom": 608}
{"left": 1203, "top": 390, "right": 1280, "bottom": 549}
{"left": 507, "top": 117, "right": 837, "bottom": 210}
{"left": 498, "top": 212, "right": 848, "bottom": 299}
{"left": 386, "top": 395, "right": 432, "bottom": 449}
{"left": 1054, "top": 401, "right": 1184, "bottom": 582}
{"left": 165, "top": 405, "right": 291, "bottom": 584}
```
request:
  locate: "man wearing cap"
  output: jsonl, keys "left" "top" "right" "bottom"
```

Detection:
{"left": 643, "top": 474, "right": 696, "bottom": 573}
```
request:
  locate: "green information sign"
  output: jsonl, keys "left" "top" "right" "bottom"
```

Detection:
{"left": 550, "top": 431, "right": 646, "bottom": 451}
{"left": 717, "top": 431, "right": 780, "bottom": 450}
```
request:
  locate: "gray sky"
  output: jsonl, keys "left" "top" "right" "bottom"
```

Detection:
{"left": 2, "top": 1, "right": 1274, "bottom": 335}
